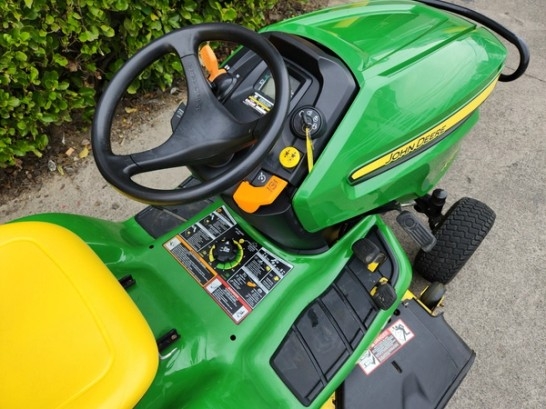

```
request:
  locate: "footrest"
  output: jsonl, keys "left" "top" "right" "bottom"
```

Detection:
{"left": 396, "top": 211, "right": 436, "bottom": 252}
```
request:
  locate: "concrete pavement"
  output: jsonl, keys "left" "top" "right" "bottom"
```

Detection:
{"left": 1, "top": 1, "right": 544, "bottom": 408}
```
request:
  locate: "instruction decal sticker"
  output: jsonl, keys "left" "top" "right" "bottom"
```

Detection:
{"left": 164, "top": 206, "right": 293, "bottom": 323}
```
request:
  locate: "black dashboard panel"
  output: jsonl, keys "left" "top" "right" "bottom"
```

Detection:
{"left": 221, "top": 32, "right": 357, "bottom": 187}
{"left": 188, "top": 32, "right": 357, "bottom": 250}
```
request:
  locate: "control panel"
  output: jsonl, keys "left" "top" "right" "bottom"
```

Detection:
{"left": 188, "top": 32, "right": 356, "bottom": 197}
{"left": 177, "top": 32, "right": 357, "bottom": 250}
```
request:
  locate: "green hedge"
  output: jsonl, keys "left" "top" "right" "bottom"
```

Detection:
{"left": 0, "top": 0, "right": 278, "bottom": 167}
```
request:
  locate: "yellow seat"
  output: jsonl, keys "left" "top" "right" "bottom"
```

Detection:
{"left": 0, "top": 221, "right": 158, "bottom": 409}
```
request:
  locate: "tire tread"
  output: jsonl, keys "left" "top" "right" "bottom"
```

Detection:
{"left": 414, "top": 197, "right": 496, "bottom": 283}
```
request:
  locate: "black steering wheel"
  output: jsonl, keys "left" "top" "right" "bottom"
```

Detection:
{"left": 92, "top": 23, "right": 290, "bottom": 205}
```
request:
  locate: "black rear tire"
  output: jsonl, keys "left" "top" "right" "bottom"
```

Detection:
{"left": 414, "top": 197, "right": 496, "bottom": 284}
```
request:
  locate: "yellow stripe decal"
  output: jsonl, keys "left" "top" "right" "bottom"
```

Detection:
{"left": 350, "top": 78, "right": 498, "bottom": 182}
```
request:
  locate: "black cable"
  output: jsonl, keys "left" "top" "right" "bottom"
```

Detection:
{"left": 414, "top": 0, "right": 530, "bottom": 82}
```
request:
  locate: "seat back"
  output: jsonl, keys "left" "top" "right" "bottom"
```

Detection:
{"left": 0, "top": 221, "right": 158, "bottom": 409}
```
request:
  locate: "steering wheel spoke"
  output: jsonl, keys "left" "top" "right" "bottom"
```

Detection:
{"left": 180, "top": 53, "right": 213, "bottom": 113}
{"left": 106, "top": 152, "right": 141, "bottom": 177}
{"left": 129, "top": 137, "right": 188, "bottom": 173}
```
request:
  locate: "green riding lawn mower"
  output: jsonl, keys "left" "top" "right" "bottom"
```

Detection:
{"left": 1, "top": 0, "right": 529, "bottom": 408}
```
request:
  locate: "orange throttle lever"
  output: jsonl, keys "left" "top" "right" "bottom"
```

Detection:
{"left": 199, "top": 43, "right": 227, "bottom": 82}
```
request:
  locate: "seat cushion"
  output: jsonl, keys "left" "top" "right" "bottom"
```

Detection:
{"left": 0, "top": 221, "right": 158, "bottom": 409}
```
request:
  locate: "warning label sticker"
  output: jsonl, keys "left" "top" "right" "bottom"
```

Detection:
{"left": 357, "top": 319, "right": 415, "bottom": 375}
{"left": 164, "top": 206, "right": 293, "bottom": 323}
{"left": 243, "top": 92, "right": 273, "bottom": 115}
{"left": 206, "top": 278, "right": 249, "bottom": 322}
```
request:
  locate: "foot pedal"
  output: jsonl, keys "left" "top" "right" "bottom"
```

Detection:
{"left": 396, "top": 211, "right": 437, "bottom": 252}
{"left": 352, "top": 238, "right": 386, "bottom": 272}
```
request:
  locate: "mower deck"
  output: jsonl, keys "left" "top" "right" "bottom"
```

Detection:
{"left": 338, "top": 298, "right": 474, "bottom": 409}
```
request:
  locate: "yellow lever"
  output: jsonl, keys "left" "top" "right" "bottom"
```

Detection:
{"left": 199, "top": 43, "right": 226, "bottom": 82}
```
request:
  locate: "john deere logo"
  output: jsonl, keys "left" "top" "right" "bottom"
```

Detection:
{"left": 350, "top": 78, "right": 499, "bottom": 184}
{"left": 385, "top": 125, "right": 447, "bottom": 166}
